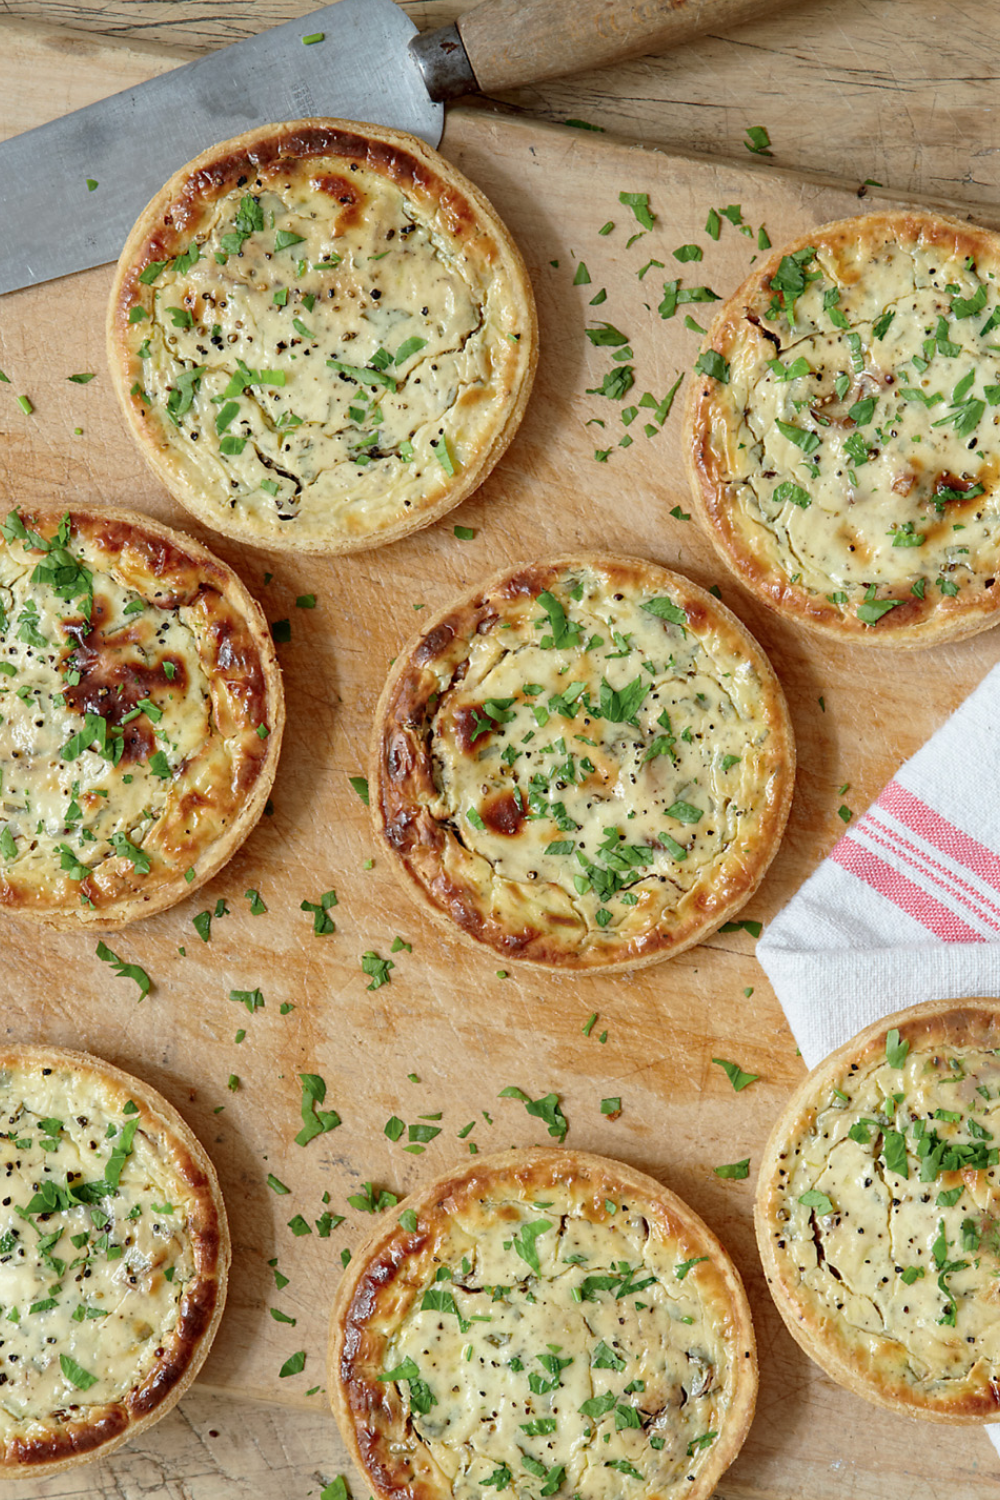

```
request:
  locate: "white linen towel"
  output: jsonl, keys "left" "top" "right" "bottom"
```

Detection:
{"left": 756, "top": 658, "right": 1000, "bottom": 1450}
{"left": 757, "top": 658, "right": 1000, "bottom": 1068}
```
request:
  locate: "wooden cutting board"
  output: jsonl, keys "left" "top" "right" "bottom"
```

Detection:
{"left": 3, "top": 21, "right": 1000, "bottom": 1498}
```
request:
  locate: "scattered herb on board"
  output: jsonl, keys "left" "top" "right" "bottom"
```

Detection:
{"left": 230, "top": 987, "right": 265, "bottom": 1013}
{"left": 712, "top": 1058, "right": 760, "bottom": 1092}
{"left": 348, "top": 1182, "right": 399, "bottom": 1214}
{"left": 744, "top": 125, "right": 773, "bottom": 156}
{"left": 361, "top": 952, "right": 394, "bottom": 989}
{"left": 301, "top": 890, "right": 337, "bottom": 934}
{"left": 95, "top": 941, "right": 151, "bottom": 1000}
{"left": 296, "top": 1074, "right": 341, "bottom": 1146}
{"left": 320, "top": 1480, "right": 351, "bottom": 1500}
{"left": 619, "top": 191, "right": 655, "bottom": 231}
{"left": 498, "top": 1086, "right": 568, "bottom": 1142}
{"left": 719, "top": 919, "right": 763, "bottom": 938}
{"left": 714, "top": 1159, "right": 750, "bottom": 1180}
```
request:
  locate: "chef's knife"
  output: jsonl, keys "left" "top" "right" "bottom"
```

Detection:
{"left": 0, "top": 0, "right": 791, "bottom": 296}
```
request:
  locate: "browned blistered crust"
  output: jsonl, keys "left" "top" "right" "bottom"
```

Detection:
{"left": 106, "top": 118, "right": 537, "bottom": 556}
{"left": 370, "top": 554, "right": 795, "bottom": 971}
{"left": 0, "top": 507, "right": 283, "bottom": 929}
{"left": 685, "top": 211, "right": 1000, "bottom": 648}
{"left": 0, "top": 1044, "right": 229, "bottom": 1475}
{"left": 756, "top": 1000, "right": 1000, "bottom": 1422}
{"left": 328, "top": 1148, "right": 757, "bottom": 1500}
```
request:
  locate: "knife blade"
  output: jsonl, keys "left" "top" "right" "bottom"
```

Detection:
{"left": 0, "top": 0, "right": 796, "bottom": 296}
{"left": 0, "top": 0, "right": 438, "bottom": 296}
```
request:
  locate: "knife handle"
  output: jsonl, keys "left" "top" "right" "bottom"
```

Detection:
{"left": 410, "top": 0, "right": 792, "bottom": 100}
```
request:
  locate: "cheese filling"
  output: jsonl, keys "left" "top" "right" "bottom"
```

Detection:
{"left": 383, "top": 1203, "right": 731, "bottom": 1499}
{"left": 771, "top": 1037, "right": 1000, "bottom": 1388}
{"left": 0, "top": 1064, "right": 196, "bottom": 1429}
{"left": 724, "top": 237, "right": 1000, "bottom": 612}
{"left": 428, "top": 566, "right": 776, "bottom": 939}
{"left": 130, "top": 170, "right": 522, "bottom": 536}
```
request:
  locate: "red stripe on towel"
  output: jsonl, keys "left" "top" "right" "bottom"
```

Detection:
{"left": 830, "top": 833, "right": 985, "bottom": 943}
{"left": 864, "top": 814, "right": 1000, "bottom": 934}
{"left": 879, "top": 782, "right": 1000, "bottom": 894}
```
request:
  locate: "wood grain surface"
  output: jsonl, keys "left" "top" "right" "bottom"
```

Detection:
{"left": 2, "top": 8, "right": 1000, "bottom": 1499}
{"left": 5, "top": 0, "right": 1000, "bottom": 207}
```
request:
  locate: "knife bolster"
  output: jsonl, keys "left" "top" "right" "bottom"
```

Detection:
{"left": 408, "top": 24, "right": 478, "bottom": 102}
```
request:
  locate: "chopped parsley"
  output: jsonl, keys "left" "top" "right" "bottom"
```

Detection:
{"left": 361, "top": 952, "right": 394, "bottom": 989}
{"left": 301, "top": 889, "right": 337, "bottom": 935}
{"left": 348, "top": 1182, "right": 399, "bottom": 1214}
{"left": 60, "top": 1354, "right": 99, "bottom": 1391}
{"left": 498, "top": 1086, "right": 568, "bottom": 1142}
{"left": 95, "top": 941, "right": 151, "bottom": 1000}
{"left": 744, "top": 124, "right": 773, "bottom": 155}
{"left": 295, "top": 1074, "right": 340, "bottom": 1146}
{"left": 348, "top": 774, "right": 369, "bottom": 802}
{"left": 712, "top": 1058, "right": 759, "bottom": 1092}
{"left": 510, "top": 1218, "right": 552, "bottom": 1276}
{"left": 377, "top": 1355, "right": 436, "bottom": 1413}
{"left": 713, "top": 1159, "right": 750, "bottom": 1180}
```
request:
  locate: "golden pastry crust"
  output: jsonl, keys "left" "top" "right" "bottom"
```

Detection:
{"left": 107, "top": 118, "right": 537, "bottom": 555}
{"left": 685, "top": 211, "right": 1000, "bottom": 647}
{"left": 371, "top": 554, "right": 794, "bottom": 971}
{"left": 756, "top": 999, "right": 1000, "bottom": 1422}
{"left": 329, "top": 1148, "right": 757, "bottom": 1500}
{"left": 0, "top": 505, "right": 282, "bottom": 929}
{"left": 0, "top": 1044, "right": 229, "bottom": 1475}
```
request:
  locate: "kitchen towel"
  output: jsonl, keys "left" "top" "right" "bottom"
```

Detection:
{"left": 756, "top": 658, "right": 1000, "bottom": 1070}
{"left": 756, "top": 657, "right": 1000, "bottom": 1450}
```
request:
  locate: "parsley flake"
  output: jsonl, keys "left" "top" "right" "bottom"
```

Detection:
{"left": 713, "top": 1159, "right": 750, "bottom": 1180}
{"left": 301, "top": 889, "right": 337, "bottom": 935}
{"left": 95, "top": 941, "right": 151, "bottom": 1000}
{"left": 361, "top": 952, "right": 394, "bottom": 990}
{"left": 60, "top": 1354, "right": 98, "bottom": 1391}
{"left": 296, "top": 1074, "right": 341, "bottom": 1146}
{"left": 499, "top": 1086, "right": 568, "bottom": 1142}
{"left": 712, "top": 1057, "right": 759, "bottom": 1092}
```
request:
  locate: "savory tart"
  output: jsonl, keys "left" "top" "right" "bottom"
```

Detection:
{"left": 371, "top": 555, "right": 794, "bottom": 970}
{"left": 0, "top": 1044, "right": 229, "bottom": 1474}
{"left": 107, "top": 119, "right": 537, "bottom": 555}
{"left": 0, "top": 505, "right": 282, "bottom": 928}
{"left": 756, "top": 999, "right": 1000, "bottom": 1421}
{"left": 685, "top": 210, "right": 1000, "bottom": 646}
{"left": 330, "top": 1148, "right": 757, "bottom": 1500}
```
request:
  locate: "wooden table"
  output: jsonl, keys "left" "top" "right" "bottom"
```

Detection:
{"left": 2, "top": 2, "right": 1000, "bottom": 1496}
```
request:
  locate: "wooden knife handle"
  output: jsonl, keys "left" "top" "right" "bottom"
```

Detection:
{"left": 456, "top": 0, "right": 792, "bottom": 93}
